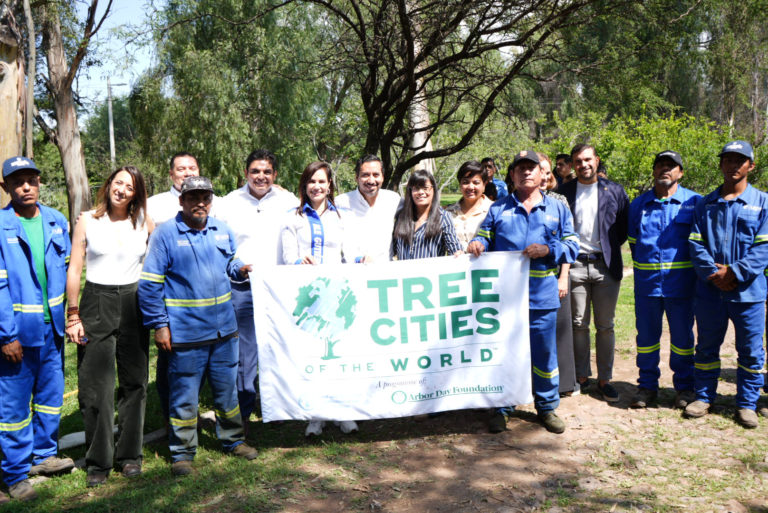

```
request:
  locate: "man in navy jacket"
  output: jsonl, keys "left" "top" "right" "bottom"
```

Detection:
{"left": 559, "top": 144, "right": 629, "bottom": 402}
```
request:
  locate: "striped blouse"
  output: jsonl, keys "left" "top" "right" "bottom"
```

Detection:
{"left": 392, "top": 208, "right": 463, "bottom": 260}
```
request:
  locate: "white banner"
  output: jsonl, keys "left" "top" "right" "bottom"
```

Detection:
{"left": 251, "top": 252, "right": 532, "bottom": 422}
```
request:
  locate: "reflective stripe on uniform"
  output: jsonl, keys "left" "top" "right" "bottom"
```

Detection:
{"left": 477, "top": 229, "right": 493, "bottom": 239}
{"left": 164, "top": 292, "right": 232, "bottom": 307}
{"left": 695, "top": 361, "right": 720, "bottom": 370}
{"left": 48, "top": 293, "right": 65, "bottom": 307}
{"left": 169, "top": 416, "right": 198, "bottom": 428}
{"left": 637, "top": 342, "right": 661, "bottom": 354}
{"left": 627, "top": 236, "right": 636, "bottom": 244}
{"left": 689, "top": 232, "right": 703, "bottom": 242}
{"left": 738, "top": 364, "right": 764, "bottom": 374}
{"left": 32, "top": 403, "right": 62, "bottom": 415}
{"left": 13, "top": 303, "right": 44, "bottom": 313}
{"left": 0, "top": 269, "right": 7, "bottom": 279}
{"left": 755, "top": 234, "right": 768, "bottom": 243}
{"left": 532, "top": 366, "right": 559, "bottom": 379}
{"left": 633, "top": 260, "right": 693, "bottom": 270}
{"left": 0, "top": 414, "right": 32, "bottom": 432}
{"left": 670, "top": 343, "right": 694, "bottom": 356}
{"left": 140, "top": 271, "right": 165, "bottom": 283}
{"left": 216, "top": 405, "right": 240, "bottom": 420}
{"left": 529, "top": 268, "right": 557, "bottom": 278}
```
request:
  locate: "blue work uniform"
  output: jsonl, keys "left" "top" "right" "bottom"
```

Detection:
{"left": 688, "top": 184, "right": 768, "bottom": 409}
{"left": 0, "top": 204, "right": 70, "bottom": 486}
{"left": 139, "top": 213, "right": 246, "bottom": 462}
{"left": 628, "top": 186, "right": 700, "bottom": 392}
{"left": 492, "top": 178, "right": 509, "bottom": 201}
{"left": 471, "top": 193, "right": 579, "bottom": 413}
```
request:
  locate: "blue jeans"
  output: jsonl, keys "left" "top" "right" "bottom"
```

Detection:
{"left": 634, "top": 295, "right": 694, "bottom": 391}
{"left": 694, "top": 297, "right": 765, "bottom": 409}
{"left": 168, "top": 337, "right": 244, "bottom": 462}
{"left": 0, "top": 325, "right": 63, "bottom": 486}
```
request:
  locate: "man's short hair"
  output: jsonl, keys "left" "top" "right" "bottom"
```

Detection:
{"left": 570, "top": 144, "right": 596, "bottom": 159}
{"left": 480, "top": 157, "right": 497, "bottom": 168}
{"left": 555, "top": 153, "right": 571, "bottom": 163}
{"left": 170, "top": 151, "right": 198, "bottom": 170}
{"left": 246, "top": 149, "right": 277, "bottom": 170}
{"left": 354, "top": 154, "right": 382, "bottom": 176}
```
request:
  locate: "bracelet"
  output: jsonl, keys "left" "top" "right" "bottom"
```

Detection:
{"left": 67, "top": 306, "right": 79, "bottom": 316}
{"left": 66, "top": 319, "right": 82, "bottom": 329}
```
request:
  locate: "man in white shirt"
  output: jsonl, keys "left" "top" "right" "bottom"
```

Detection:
{"left": 147, "top": 152, "right": 217, "bottom": 225}
{"left": 216, "top": 149, "right": 299, "bottom": 431}
{"left": 335, "top": 155, "right": 401, "bottom": 262}
{"left": 559, "top": 144, "right": 629, "bottom": 403}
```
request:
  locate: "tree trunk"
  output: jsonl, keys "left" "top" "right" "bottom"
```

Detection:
{"left": 42, "top": 5, "right": 91, "bottom": 226}
{"left": 0, "top": 5, "right": 23, "bottom": 206}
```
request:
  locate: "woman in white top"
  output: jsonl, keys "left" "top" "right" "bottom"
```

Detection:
{"left": 280, "top": 161, "right": 361, "bottom": 436}
{"left": 65, "top": 166, "right": 154, "bottom": 487}
{"left": 445, "top": 160, "right": 494, "bottom": 250}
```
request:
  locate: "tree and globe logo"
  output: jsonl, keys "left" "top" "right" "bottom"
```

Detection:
{"left": 292, "top": 277, "right": 357, "bottom": 360}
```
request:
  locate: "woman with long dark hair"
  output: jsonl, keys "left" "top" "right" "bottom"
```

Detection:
{"left": 65, "top": 166, "right": 153, "bottom": 487}
{"left": 392, "top": 169, "right": 462, "bottom": 259}
{"left": 280, "top": 161, "right": 362, "bottom": 436}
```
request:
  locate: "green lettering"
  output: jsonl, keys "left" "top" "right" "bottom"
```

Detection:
{"left": 391, "top": 358, "right": 409, "bottom": 371}
{"left": 368, "top": 279, "right": 398, "bottom": 312}
{"left": 403, "top": 277, "right": 433, "bottom": 311}
{"left": 451, "top": 309, "right": 473, "bottom": 338}
{"left": 471, "top": 269, "right": 499, "bottom": 302}
{"left": 417, "top": 356, "right": 431, "bottom": 369}
{"left": 475, "top": 307, "right": 500, "bottom": 335}
{"left": 439, "top": 272, "right": 466, "bottom": 306}
{"left": 371, "top": 318, "right": 395, "bottom": 345}
{"left": 410, "top": 314, "right": 435, "bottom": 342}
{"left": 440, "top": 353, "right": 452, "bottom": 367}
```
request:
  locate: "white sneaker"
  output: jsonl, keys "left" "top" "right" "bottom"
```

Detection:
{"left": 335, "top": 420, "right": 359, "bottom": 434}
{"left": 305, "top": 421, "right": 325, "bottom": 436}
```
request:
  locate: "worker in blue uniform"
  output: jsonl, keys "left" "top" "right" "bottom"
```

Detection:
{"left": 0, "top": 157, "right": 74, "bottom": 502}
{"left": 468, "top": 150, "right": 579, "bottom": 434}
{"left": 138, "top": 176, "right": 259, "bottom": 476}
{"left": 686, "top": 140, "right": 768, "bottom": 429}
{"left": 628, "top": 150, "right": 700, "bottom": 409}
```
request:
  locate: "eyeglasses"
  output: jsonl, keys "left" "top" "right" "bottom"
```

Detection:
{"left": 412, "top": 186, "right": 433, "bottom": 193}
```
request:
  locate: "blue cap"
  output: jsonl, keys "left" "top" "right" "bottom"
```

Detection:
{"left": 2, "top": 156, "right": 41, "bottom": 179}
{"left": 654, "top": 150, "right": 683, "bottom": 169}
{"left": 719, "top": 140, "right": 754, "bottom": 161}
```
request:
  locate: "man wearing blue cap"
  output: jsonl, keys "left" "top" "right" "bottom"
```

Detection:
{"left": 0, "top": 157, "right": 74, "bottom": 502}
{"left": 686, "top": 141, "right": 768, "bottom": 428}
{"left": 139, "top": 176, "right": 259, "bottom": 476}
{"left": 628, "top": 150, "right": 700, "bottom": 409}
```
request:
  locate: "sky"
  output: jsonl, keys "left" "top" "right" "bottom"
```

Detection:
{"left": 74, "top": 2, "right": 154, "bottom": 109}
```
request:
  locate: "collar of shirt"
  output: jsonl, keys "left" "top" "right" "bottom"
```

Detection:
{"left": 506, "top": 191, "right": 547, "bottom": 212}
{"left": 301, "top": 200, "right": 337, "bottom": 217}
{"left": 239, "top": 183, "right": 278, "bottom": 205}
{"left": 642, "top": 185, "right": 687, "bottom": 206}
{"left": 708, "top": 183, "right": 758, "bottom": 205}
{"left": 174, "top": 213, "right": 218, "bottom": 234}
{"left": 169, "top": 187, "right": 181, "bottom": 198}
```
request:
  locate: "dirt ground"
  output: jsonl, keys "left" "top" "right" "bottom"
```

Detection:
{"left": 273, "top": 323, "right": 768, "bottom": 513}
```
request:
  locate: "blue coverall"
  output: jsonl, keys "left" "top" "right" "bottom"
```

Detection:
{"left": 628, "top": 186, "right": 700, "bottom": 392}
{"left": 139, "top": 213, "right": 246, "bottom": 462}
{"left": 471, "top": 193, "right": 579, "bottom": 413}
{"left": 688, "top": 184, "right": 768, "bottom": 409}
{"left": 0, "top": 204, "right": 70, "bottom": 486}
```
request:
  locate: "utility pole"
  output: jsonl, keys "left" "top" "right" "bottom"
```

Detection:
{"left": 107, "top": 77, "right": 115, "bottom": 168}
{"left": 106, "top": 78, "right": 127, "bottom": 169}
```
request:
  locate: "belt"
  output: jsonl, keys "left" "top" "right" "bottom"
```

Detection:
{"left": 577, "top": 253, "right": 602, "bottom": 262}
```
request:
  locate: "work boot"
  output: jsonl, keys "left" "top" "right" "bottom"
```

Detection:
{"left": 8, "top": 480, "right": 37, "bottom": 502}
{"left": 231, "top": 443, "right": 259, "bottom": 461}
{"left": 121, "top": 463, "right": 142, "bottom": 478}
{"left": 538, "top": 412, "right": 566, "bottom": 434}
{"left": 171, "top": 460, "right": 194, "bottom": 477}
{"left": 684, "top": 400, "right": 710, "bottom": 418}
{"left": 758, "top": 404, "right": 768, "bottom": 418}
{"left": 597, "top": 381, "right": 620, "bottom": 402}
{"left": 673, "top": 390, "right": 696, "bottom": 409}
{"left": 29, "top": 456, "right": 75, "bottom": 476}
{"left": 735, "top": 408, "right": 759, "bottom": 429}
{"left": 630, "top": 388, "right": 657, "bottom": 409}
{"left": 488, "top": 412, "right": 507, "bottom": 433}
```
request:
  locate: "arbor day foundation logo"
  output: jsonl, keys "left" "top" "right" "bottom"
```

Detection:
{"left": 292, "top": 277, "right": 357, "bottom": 360}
